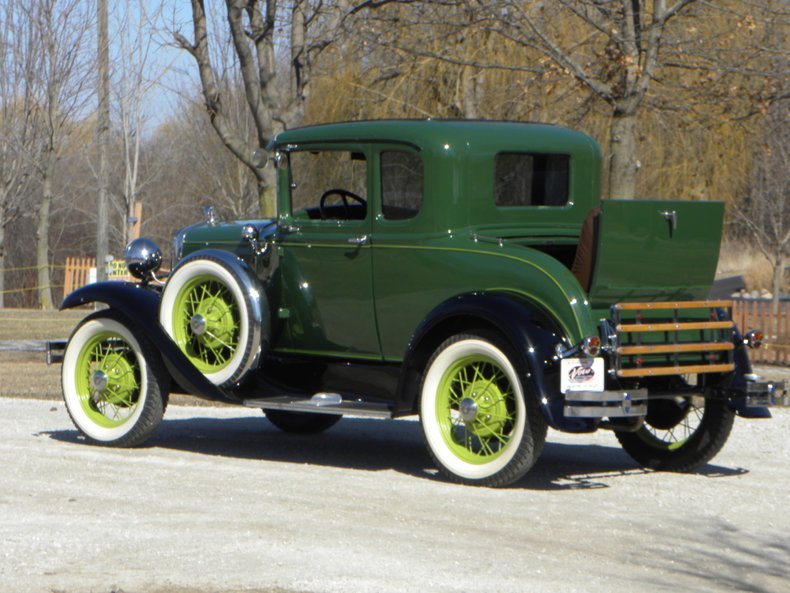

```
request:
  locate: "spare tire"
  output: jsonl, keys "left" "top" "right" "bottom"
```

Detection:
{"left": 160, "top": 250, "right": 266, "bottom": 387}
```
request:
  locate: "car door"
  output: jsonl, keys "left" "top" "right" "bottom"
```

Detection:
{"left": 273, "top": 145, "right": 381, "bottom": 359}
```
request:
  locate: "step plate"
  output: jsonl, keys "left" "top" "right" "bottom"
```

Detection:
{"left": 244, "top": 395, "right": 393, "bottom": 418}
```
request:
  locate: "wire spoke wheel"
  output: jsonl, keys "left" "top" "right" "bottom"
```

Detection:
{"left": 76, "top": 332, "right": 141, "bottom": 427}
{"left": 160, "top": 253, "right": 264, "bottom": 387}
{"left": 616, "top": 391, "right": 735, "bottom": 471}
{"left": 62, "top": 311, "right": 167, "bottom": 446}
{"left": 439, "top": 356, "right": 517, "bottom": 463}
{"left": 174, "top": 275, "right": 241, "bottom": 374}
{"left": 640, "top": 396, "right": 705, "bottom": 451}
{"left": 420, "top": 332, "right": 546, "bottom": 487}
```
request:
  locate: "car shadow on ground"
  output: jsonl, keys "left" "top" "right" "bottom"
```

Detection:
{"left": 44, "top": 414, "right": 748, "bottom": 491}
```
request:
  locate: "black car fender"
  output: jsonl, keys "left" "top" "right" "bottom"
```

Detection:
{"left": 395, "top": 291, "right": 590, "bottom": 430}
{"left": 60, "top": 282, "right": 231, "bottom": 403}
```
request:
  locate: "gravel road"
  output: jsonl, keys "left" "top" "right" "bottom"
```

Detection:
{"left": 1, "top": 397, "right": 788, "bottom": 593}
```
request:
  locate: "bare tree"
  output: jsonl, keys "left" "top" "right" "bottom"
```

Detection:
{"left": 26, "top": 0, "right": 95, "bottom": 308}
{"left": 352, "top": 0, "right": 702, "bottom": 198}
{"left": 731, "top": 106, "right": 789, "bottom": 331}
{"left": 0, "top": 1, "right": 42, "bottom": 308}
{"left": 174, "top": 0, "right": 351, "bottom": 216}
{"left": 507, "top": 1, "right": 706, "bottom": 198}
{"left": 113, "top": 0, "right": 172, "bottom": 246}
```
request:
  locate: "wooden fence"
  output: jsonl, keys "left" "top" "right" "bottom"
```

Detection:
{"left": 62, "top": 257, "right": 133, "bottom": 296}
{"left": 731, "top": 300, "right": 790, "bottom": 365}
{"left": 62, "top": 257, "right": 95, "bottom": 296}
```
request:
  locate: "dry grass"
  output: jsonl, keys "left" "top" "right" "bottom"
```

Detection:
{"left": 717, "top": 242, "right": 777, "bottom": 293}
{"left": 0, "top": 307, "right": 87, "bottom": 341}
{"left": 0, "top": 308, "right": 90, "bottom": 400}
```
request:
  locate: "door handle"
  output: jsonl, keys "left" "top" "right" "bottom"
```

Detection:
{"left": 347, "top": 234, "right": 369, "bottom": 246}
{"left": 660, "top": 210, "right": 678, "bottom": 233}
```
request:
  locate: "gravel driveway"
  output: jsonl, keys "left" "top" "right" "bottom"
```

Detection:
{"left": 1, "top": 398, "right": 788, "bottom": 593}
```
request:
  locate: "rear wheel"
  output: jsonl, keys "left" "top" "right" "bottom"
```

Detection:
{"left": 61, "top": 311, "right": 168, "bottom": 446}
{"left": 264, "top": 410, "right": 342, "bottom": 434}
{"left": 616, "top": 395, "right": 734, "bottom": 471}
{"left": 419, "top": 332, "right": 547, "bottom": 487}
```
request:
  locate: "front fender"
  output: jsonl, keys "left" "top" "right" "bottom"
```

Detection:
{"left": 60, "top": 282, "right": 231, "bottom": 403}
{"left": 396, "top": 291, "right": 595, "bottom": 431}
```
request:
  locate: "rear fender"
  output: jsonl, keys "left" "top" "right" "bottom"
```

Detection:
{"left": 396, "top": 292, "right": 595, "bottom": 431}
{"left": 60, "top": 282, "right": 231, "bottom": 403}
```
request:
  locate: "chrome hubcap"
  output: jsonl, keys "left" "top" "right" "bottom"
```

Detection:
{"left": 90, "top": 370, "right": 108, "bottom": 393}
{"left": 190, "top": 314, "right": 207, "bottom": 336}
{"left": 459, "top": 397, "right": 479, "bottom": 422}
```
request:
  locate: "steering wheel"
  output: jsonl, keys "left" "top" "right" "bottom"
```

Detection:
{"left": 319, "top": 189, "right": 366, "bottom": 220}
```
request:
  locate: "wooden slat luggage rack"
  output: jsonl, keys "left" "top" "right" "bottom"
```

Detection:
{"left": 613, "top": 300, "right": 736, "bottom": 378}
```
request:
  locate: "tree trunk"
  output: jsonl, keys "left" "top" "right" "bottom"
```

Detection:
{"left": 460, "top": 66, "right": 479, "bottom": 118}
{"left": 608, "top": 109, "right": 638, "bottom": 199}
{"left": 259, "top": 162, "right": 277, "bottom": 218}
{"left": 771, "top": 251, "right": 783, "bottom": 341}
{"left": 37, "top": 162, "right": 54, "bottom": 310}
{"left": 96, "top": 0, "right": 110, "bottom": 281}
{"left": 0, "top": 206, "right": 5, "bottom": 309}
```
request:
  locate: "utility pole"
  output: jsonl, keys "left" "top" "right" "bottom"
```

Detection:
{"left": 96, "top": 0, "right": 109, "bottom": 281}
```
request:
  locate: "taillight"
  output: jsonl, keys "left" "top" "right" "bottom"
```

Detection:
{"left": 744, "top": 330, "right": 763, "bottom": 349}
{"left": 582, "top": 335, "right": 602, "bottom": 357}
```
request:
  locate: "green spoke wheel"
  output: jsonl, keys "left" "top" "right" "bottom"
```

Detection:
{"left": 160, "top": 253, "right": 263, "bottom": 387}
{"left": 173, "top": 275, "right": 240, "bottom": 374}
{"left": 437, "top": 356, "right": 516, "bottom": 463}
{"left": 420, "top": 332, "right": 547, "bottom": 487}
{"left": 616, "top": 392, "right": 735, "bottom": 471}
{"left": 61, "top": 311, "right": 168, "bottom": 446}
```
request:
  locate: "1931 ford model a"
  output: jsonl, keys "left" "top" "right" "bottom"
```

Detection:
{"left": 51, "top": 120, "right": 785, "bottom": 487}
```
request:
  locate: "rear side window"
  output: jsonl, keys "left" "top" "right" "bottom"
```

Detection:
{"left": 494, "top": 153, "right": 570, "bottom": 207}
{"left": 380, "top": 151, "right": 423, "bottom": 220}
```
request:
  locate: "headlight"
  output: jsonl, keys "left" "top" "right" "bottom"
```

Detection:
{"left": 124, "top": 238, "right": 162, "bottom": 280}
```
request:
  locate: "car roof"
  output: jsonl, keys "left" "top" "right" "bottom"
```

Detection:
{"left": 269, "top": 119, "right": 599, "bottom": 155}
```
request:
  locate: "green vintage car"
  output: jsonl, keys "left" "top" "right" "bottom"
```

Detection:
{"left": 53, "top": 120, "right": 784, "bottom": 487}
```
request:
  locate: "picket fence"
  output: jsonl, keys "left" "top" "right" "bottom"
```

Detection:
{"left": 731, "top": 300, "right": 790, "bottom": 365}
{"left": 62, "top": 257, "right": 132, "bottom": 296}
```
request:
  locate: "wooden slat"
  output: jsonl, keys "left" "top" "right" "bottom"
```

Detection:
{"left": 617, "top": 321, "right": 734, "bottom": 333}
{"left": 614, "top": 300, "right": 733, "bottom": 311}
{"left": 63, "top": 256, "right": 96, "bottom": 295}
{"left": 617, "top": 342, "right": 734, "bottom": 355}
{"left": 617, "top": 363, "right": 735, "bottom": 378}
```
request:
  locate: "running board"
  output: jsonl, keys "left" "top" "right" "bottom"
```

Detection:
{"left": 243, "top": 392, "right": 394, "bottom": 418}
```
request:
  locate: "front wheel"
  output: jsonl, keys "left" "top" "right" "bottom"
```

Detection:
{"left": 616, "top": 396, "right": 735, "bottom": 471}
{"left": 419, "top": 332, "right": 547, "bottom": 487}
{"left": 61, "top": 311, "right": 169, "bottom": 446}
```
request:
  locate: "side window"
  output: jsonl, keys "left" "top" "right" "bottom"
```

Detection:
{"left": 289, "top": 150, "right": 367, "bottom": 220}
{"left": 380, "top": 151, "right": 423, "bottom": 220}
{"left": 494, "top": 153, "right": 570, "bottom": 207}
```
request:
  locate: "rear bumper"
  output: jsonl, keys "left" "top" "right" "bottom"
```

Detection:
{"left": 564, "top": 389, "right": 647, "bottom": 418}
{"left": 740, "top": 378, "right": 788, "bottom": 408}
{"left": 562, "top": 378, "right": 787, "bottom": 421}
